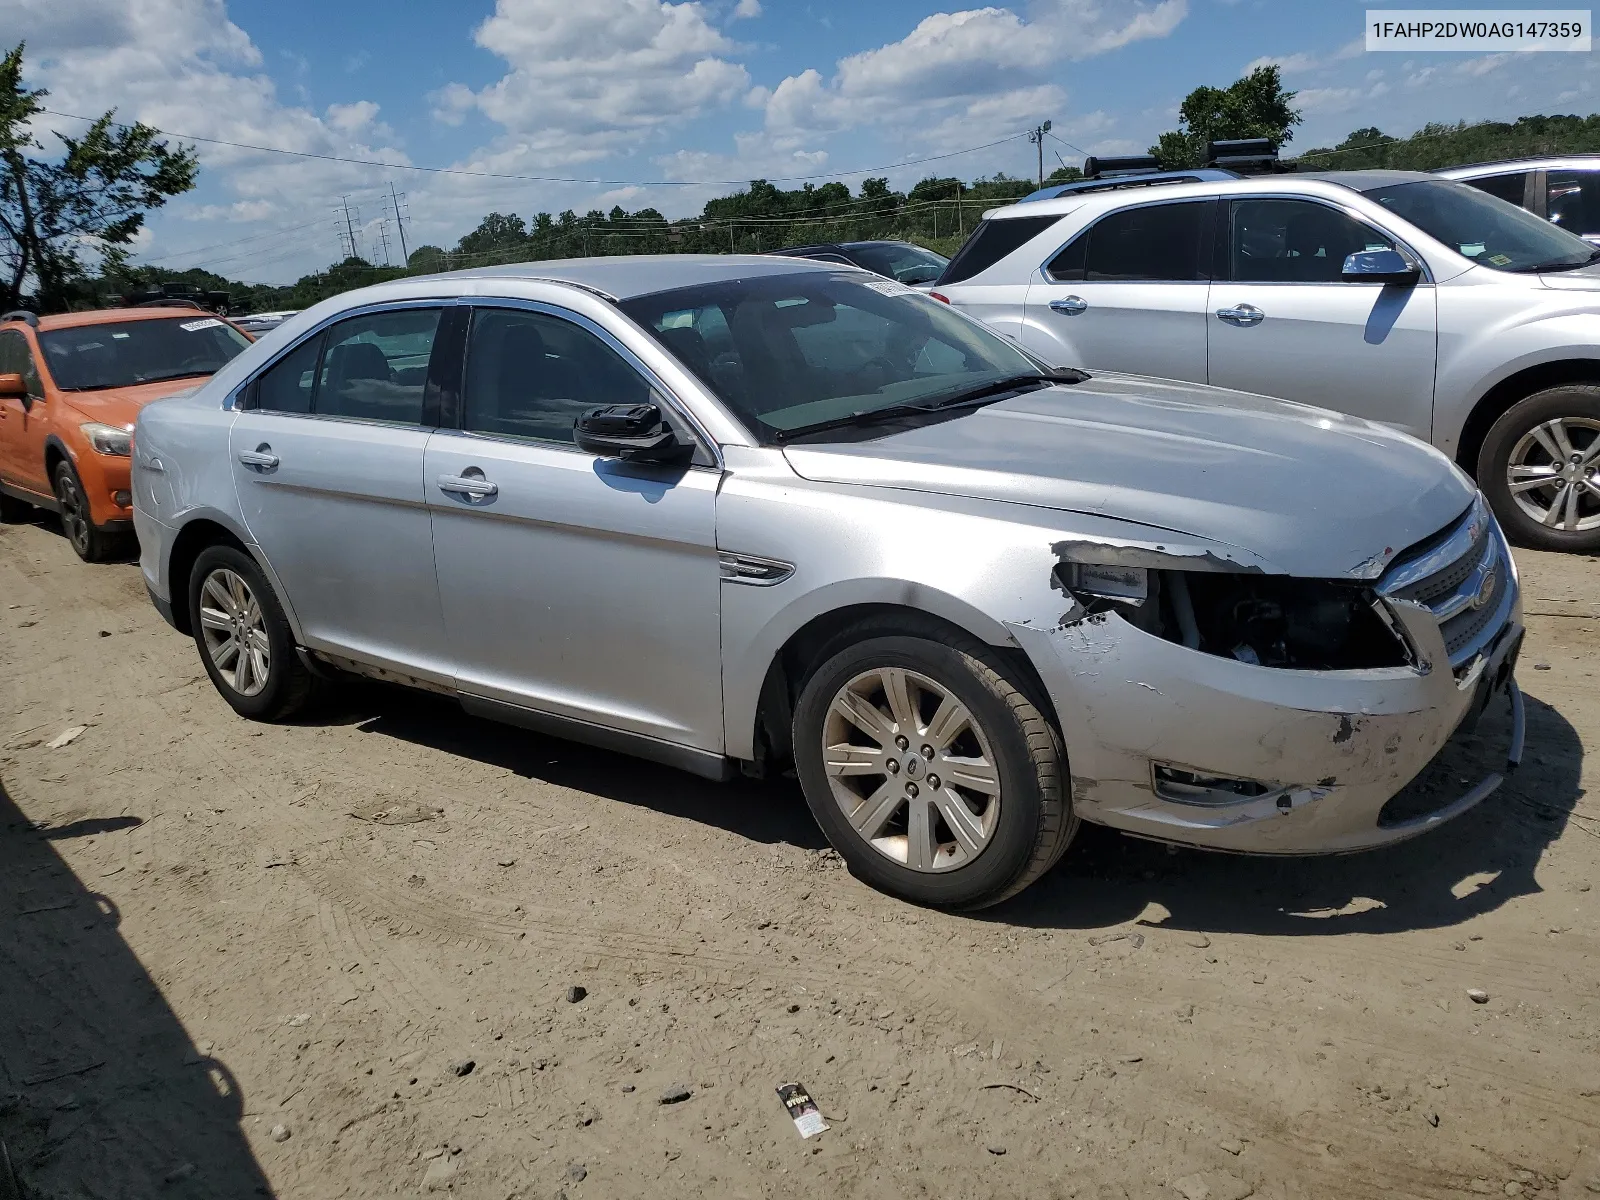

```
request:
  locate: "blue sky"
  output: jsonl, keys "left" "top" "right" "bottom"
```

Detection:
{"left": 7, "top": 0, "right": 1597, "bottom": 285}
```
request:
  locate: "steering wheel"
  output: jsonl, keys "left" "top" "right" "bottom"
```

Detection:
{"left": 854, "top": 356, "right": 898, "bottom": 389}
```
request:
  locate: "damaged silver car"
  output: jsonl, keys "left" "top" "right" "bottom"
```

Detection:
{"left": 132, "top": 256, "right": 1525, "bottom": 909}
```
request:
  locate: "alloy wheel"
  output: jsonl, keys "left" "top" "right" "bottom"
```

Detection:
{"left": 1505, "top": 416, "right": 1600, "bottom": 532}
{"left": 198, "top": 567, "right": 271, "bottom": 697}
{"left": 55, "top": 471, "right": 91, "bottom": 556}
{"left": 821, "top": 667, "right": 1002, "bottom": 872}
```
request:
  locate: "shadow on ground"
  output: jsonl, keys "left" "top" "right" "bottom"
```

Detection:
{"left": 0, "top": 779, "right": 272, "bottom": 1198}
{"left": 328, "top": 683, "right": 831, "bottom": 852}
{"left": 324, "top": 680, "right": 1582, "bottom": 938}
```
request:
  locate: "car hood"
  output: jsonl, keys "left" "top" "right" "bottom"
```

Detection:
{"left": 56, "top": 377, "right": 213, "bottom": 426}
{"left": 1537, "top": 261, "right": 1600, "bottom": 289}
{"left": 781, "top": 373, "right": 1475, "bottom": 578}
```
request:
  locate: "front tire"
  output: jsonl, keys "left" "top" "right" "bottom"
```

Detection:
{"left": 188, "top": 544, "right": 316, "bottom": 721}
{"left": 52, "top": 460, "right": 119, "bottom": 562}
{"left": 1478, "top": 386, "right": 1600, "bottom": 552}
{"left": 792, "top": 618, "right": 1076, "bottom": 910}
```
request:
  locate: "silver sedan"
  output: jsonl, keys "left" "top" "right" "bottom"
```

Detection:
{"left": 132, "top": 255, "right": 1524, "bottom": 908}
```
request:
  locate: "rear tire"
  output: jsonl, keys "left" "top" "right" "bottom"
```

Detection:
{"left": 792, "top": 616, "right": 1076, "bottom": 910}
{"left": 1477, "top": 385, "right": 1600, "bottom": 553}
{"left": 188, "top": 544, "right": 316, "bottom": 721}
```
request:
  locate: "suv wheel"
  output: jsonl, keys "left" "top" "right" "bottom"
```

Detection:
{"left": 792, "top": 618, "right": 1076, "bottom": 909}
{"left": 1478, "top": 385, "right": 1600, "bottom": 552}
{"left": 188, "top": 544, "right": 316, "bottom": 721}
{"left": 52, "top": 460, "right": 119, "bottom": 562}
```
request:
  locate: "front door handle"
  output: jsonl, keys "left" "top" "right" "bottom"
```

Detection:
{"left": 1216, "top": 304, "right": 1265, "bottom": 325}
{"left": 437, "top": 473, "right": 498, "bottom": 498}
{"left": 1049, "top": 296, "right": 1088, "bottom": 316}
{"left": 238, "top": 445, "right": 279, "bottom": 469}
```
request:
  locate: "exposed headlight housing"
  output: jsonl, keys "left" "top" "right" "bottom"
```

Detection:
{"left": 1057, "top": 562, "right": 1149, "bottom": 605}
{"left": 81, "top": 422, "right": 133, "bottom": 456}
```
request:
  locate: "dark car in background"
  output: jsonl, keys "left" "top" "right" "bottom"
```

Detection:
{"left": 1436, "top": 156, "right": 1600, "bottom": 244}
{"left": 771, "top": 240, "right": 949, "bottom": 286}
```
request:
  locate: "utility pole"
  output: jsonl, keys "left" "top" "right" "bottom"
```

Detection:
{"left": 339, "top": 195, "right": 361, "bottom": 260}
{"left": 376, "top": 218, "right": 393, "bottom": 268}
{"left": 388, "top": 182, "right": 410, "bottom": 267}
{"left": 1027, "top": 120, "right": 1053, "bottom": 188}
{"left": 957, "top": 179, "right": 964, "bottom": 237}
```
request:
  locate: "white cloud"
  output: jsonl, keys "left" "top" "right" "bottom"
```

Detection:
{"left": 763, "top": 0, "right": 1185, "bottom": 143}
{"left": 326, "top": 100, "right": 380, "bottom": 135}
{"left": 732, "top": 0, "right": 761, "bottom": 17}
{"left": 439, "top": 0, "right": 751, "bottom": 164}
{"left": 1241, "top": 52, "right": 1317, "bottom": 76}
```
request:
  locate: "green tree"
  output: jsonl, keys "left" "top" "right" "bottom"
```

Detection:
{"left": 406, "top": 244, "right": 449, "bottom": 273}
{"left": 1, "top": 42, "right": 198, "bottom": 311}
{"left": 455, "top": 211, "right": 527, "bottom": 262}
{"left": 1151, "top": 65, "right": 1302, "bottom": 169}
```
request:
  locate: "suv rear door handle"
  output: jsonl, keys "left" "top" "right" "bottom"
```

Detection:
{"left": 1048, "top": 296, "right": 1088, "bottom": 315}
{"left": 437, "top": 473, "right": 498, "bottom": 498}
{"left": 1216, "top": 304, "right": 1265, "bottom": 325}
{"left": 238, "top": 446, "right": 279, "bottom": 468}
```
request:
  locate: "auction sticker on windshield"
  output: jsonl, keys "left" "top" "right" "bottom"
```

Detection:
{"left": 1367, "top": 10, "right": 1589, "bottom": 50}
{"left": 180, "top": 318, "right": 224, "bottom": 332}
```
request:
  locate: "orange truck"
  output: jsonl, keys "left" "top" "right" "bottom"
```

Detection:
{"left": 0, "top": 306, "right": 252, "bottom": 560}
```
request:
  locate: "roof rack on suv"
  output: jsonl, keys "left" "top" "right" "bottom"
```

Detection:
{"left": 1, "top": 309, "right": 38, "bottom": 327}
{"left": 1081, "top": 154, "right": 1162, "bottom": 180}
{"left": 1206, "top": 138, "right": 1281, "bottom": 173}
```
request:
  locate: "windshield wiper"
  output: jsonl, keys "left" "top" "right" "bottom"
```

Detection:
{"left": 771, "top": 369, "right": 1089, "bottom": 443}
{"left": 1510, "top": 247, "right": 1600, "bottom": 273}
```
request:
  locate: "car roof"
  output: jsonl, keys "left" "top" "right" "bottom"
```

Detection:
{"left": 1437, "top": 154, "right": 1600, "bottom": 176}
{"left": 3, "top": 307, "right": 214, "bottom": 334}
{"left": 433, "top": 253, "right": 845, "bottom": 299}
{"left": 985, "top": 169, "right": 1440, "bottom": 221}
{"left": 1020, "top": 168, "right": 1240, "bottom": 202}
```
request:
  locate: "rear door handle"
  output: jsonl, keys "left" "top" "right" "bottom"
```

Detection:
{"left": 1215, "top": 304, "right": 1264, "bottom": 325}
{"left": 1048, "top": 296, "right": 1088, "bottom": 315}
{"left": 238, "top": 446, "right": 279, "bottom": 468}
{"left": 437, "top": 473, "right": 498, "bottom": 498}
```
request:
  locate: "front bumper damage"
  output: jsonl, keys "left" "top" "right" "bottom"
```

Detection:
{"left": 1007, "top": 555, "right": 1524, "bottom": 856}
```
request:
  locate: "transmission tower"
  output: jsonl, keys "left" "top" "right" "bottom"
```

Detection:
{"left": 388, "top": 182, "right": 411, "bottom": 267}
{"left": 376, "top": 218, "right": 393, "bottom": 268}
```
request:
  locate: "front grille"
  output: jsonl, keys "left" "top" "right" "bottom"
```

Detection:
{"left": 1378, "top": 498, "right": 1515, "bottom": 673}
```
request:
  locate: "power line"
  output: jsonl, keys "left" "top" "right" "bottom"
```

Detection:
{"left": 37, "top": 108, "right": 1031, "bottom": 188}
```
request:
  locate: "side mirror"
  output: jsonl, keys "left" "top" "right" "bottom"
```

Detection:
{"left": 0, "top": 372, "right": 25, "bottom": 400}
{"left": 574, "top": 402, "right": 693, "bottom": 465}
{"left": 1342, "top": 248, "right": 1421, "bottom": 284}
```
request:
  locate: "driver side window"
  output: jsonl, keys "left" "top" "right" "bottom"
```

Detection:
{"left": 1229, "top": 199, "right": 1396, "bottom": 283}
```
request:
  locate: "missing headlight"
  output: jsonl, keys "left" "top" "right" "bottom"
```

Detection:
{"left": 1164, "top": 573, "right": 1407, "bottom": 669}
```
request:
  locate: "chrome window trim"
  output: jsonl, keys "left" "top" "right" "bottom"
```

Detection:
{"left": 439, "top": 297, "right": 724, "bottom": 472}
{"left": 224, "top": 296, "right": 465, "bottom": 413}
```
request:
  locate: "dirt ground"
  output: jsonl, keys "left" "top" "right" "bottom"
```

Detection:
{"left": 1, "top": 516, "right": 1598, "bottom": 1200}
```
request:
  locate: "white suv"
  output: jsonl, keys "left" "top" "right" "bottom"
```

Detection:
{"left": 933, "top": 171, "right": 1600, "bottom": 551}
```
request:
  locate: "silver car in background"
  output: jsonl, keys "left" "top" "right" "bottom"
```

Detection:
{"left": 1436, "top": 155, "right": 1600, "bottom": 244}
{"left": 132, "top": 256, "right": 1523, "bottom": 909}
{"left": 932, "top": 171, "right": 1600, "bottom": 551}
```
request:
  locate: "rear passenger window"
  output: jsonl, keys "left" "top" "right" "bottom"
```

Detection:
{"left": 463, "top": 308, "right": 650, "bottom": 445}
{"left": 316, "top": 309, "right": 440, "bottom": 424}
{"left": 1045, "top": 232, "right": 1087, "bottom": 281}
{"left": 254, "top": 334, "right": 319, "bottom": 413}
{"left": 1547, "top": 170, "right": 1600, "bottom": 236}
{"left": 1465, "top": 171, "right": 1530, "bottom": 208}
{"left": 938, "top": 214, "right": 1062, "bottom": 285}
{"left": 1084, "top": 202, "right": 1209, "bottom": 282}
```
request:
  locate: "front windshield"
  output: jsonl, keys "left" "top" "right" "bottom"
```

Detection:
{"left": 40, "top": 317, "right": 251, "bottom": 390}
{"left": 846, "top": 243, "right": 950, "bottom": 285}
{"left": 619, "top": 273, "right": 1041, "bottom": 442}
{"left": 1362, "top": 178, "right": 1597, "bottom": 272}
